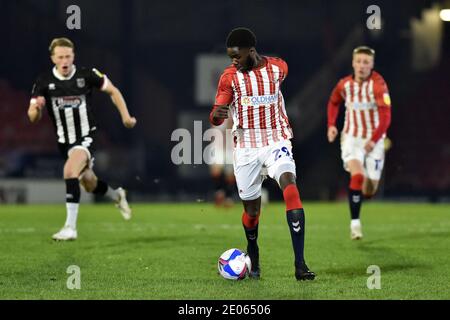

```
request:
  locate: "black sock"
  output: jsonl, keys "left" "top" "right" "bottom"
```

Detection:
{"left": 348, "top": 188, "right": 363, "bottom": 220}
{"left": 243, "top": 224, "right": 259, "bottom": 268}
{"left": 286, "top": 209, "right": 305, "bottom": 267}
{"left": 93, "top": 179, "right": 108, "bottom": 196}
{"left": 244, "top": 225, "right": 258, "bottom": 248}
{"left": 65, "top": 178, "right": 80, "bottom": 203}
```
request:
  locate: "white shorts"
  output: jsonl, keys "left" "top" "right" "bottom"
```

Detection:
{"left": 234, "top": 139, "right": 296, "bottom": 201}
{"left": 341, "top": 133, "right": 385, "bottom": 181}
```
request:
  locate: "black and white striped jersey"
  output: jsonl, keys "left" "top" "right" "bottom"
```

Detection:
{"left": 31, "top": 65, "right": 108, "bottom": 144}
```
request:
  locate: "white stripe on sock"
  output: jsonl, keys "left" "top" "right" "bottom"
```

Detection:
{"left": 65, "top": 203, "right": 79, "bottom": 229}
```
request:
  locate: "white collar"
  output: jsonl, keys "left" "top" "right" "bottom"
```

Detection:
{"left": 52, "top": 65, "right": 77, "bottom": 80}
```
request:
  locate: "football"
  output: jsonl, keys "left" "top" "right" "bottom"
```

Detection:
{"left": 217, "top": 248, "right": 251, "bottom": 280}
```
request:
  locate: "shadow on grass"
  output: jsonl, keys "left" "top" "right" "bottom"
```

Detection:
{"left": 79, "top": 235, "right": 191, "bottom": 250}
{"left": 362, "top": 231, "right": 450, "bottom": 243}
{"left": 321, "top": 261, "right": 427, "bottom": 278}
{"left": 321, "top": 241, "right": 428, "bottom": 278}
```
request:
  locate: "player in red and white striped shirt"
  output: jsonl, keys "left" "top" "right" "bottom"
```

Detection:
{"left": 210, "top": 28, "right": 315, "bottom": 281}
{"left": 210, "top": 53, "right": 292, "bottom": 148}
{"left": 327, "top": 46, "right": 392, "bottom": 240}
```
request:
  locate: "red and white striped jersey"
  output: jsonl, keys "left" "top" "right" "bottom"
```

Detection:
{"left": 210, "top": 56, "right": 293, "bottom": 148}
{"left": 327, "top": 71, "right": 391, "bottom": 142}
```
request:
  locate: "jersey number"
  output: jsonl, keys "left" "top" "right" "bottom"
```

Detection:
{"left": 273, "top": 146, "right": 291, "bottom": 161}
{"left": 375, "top": 159, "right": 382, "bottom": 171}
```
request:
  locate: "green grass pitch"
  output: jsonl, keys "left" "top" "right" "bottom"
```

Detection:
{"left": 0, "top": 202, "right": 449, "bottom": 299}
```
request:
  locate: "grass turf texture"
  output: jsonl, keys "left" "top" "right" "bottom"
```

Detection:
{"left": 0, "top": 202, "right": 449, "bottom": 299}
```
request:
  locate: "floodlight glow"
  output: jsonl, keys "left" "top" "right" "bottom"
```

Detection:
{"left": 440, "top": 9, "right": 450, "bottom": 21}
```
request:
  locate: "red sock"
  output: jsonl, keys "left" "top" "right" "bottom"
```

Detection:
{"left": 242, "top": 211, "right": 260, "bottom": 228}
{"left": 283, "top": 184, "right": 303, "bottom": 211}
{"left": 349, "top": 173, "right": 364, "bottom": 191}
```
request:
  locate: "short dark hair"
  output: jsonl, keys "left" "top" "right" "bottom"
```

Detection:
{"left": 353, "top": 46, "right": 375, "bottom": 57}
{"left": 226, "top": 27, "right": 257, "bottom": 48}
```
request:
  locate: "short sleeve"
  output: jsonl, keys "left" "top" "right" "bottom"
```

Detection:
{"left": 374, "top": 78, "right": 391, "bottom": 108}
{"left": 214, "top": 72, "right": 233, "bottom": 106}
{"left": 278, "top": 58, "right": 288, "bottom": 80}
{"left": 269, "top": 57, "right": 288, "bottom": 81}
{"left": 87, "top": 68, "right": 108, "bottom": 90}
{"left": 329, "top": 79, "right": 345, "bottom": 105}
{"left": 31, "top": 77, "right": 46, "bottom": 97}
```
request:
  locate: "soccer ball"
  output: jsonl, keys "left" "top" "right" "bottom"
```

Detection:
{"left": 218, "top": 248, "right": 251, "bottom": 280}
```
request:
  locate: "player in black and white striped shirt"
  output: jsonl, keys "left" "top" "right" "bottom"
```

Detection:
{"left": 28, "top": 37, "right": 137, "bottom": 241}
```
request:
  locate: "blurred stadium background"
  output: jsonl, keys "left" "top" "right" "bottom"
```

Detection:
{"left": 0, "top": 0, "right": 449, "bottom": 204}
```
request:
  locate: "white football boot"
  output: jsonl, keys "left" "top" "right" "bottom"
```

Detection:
{"left": 116, "top": 187, "right": 132, "bottom": 220}
{"left": 52, "top": 226, "right": 77, "bottom": 241}
{"left": 350, "top": 221, "right": 363, "bottom": 240}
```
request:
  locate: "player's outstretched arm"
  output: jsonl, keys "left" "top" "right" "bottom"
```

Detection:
{"left": 27, "top": 97, "right": 45, "bottom": 123}
{"left": 102, "top": 80, "right": 136, "bottom": 129}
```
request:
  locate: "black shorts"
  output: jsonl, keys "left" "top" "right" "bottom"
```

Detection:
{"left": 57, "top": 135, "right": 96, "bottom": 161}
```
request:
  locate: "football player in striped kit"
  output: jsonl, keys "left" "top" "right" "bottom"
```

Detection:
{"left": 28, "top": 38, "right": 137, "bottom": 241}
{"left": 327, "top": 46, "right": 392, "bottom": 240}
{"left": 210, "top": 28, "right": 315, "bottom": 281}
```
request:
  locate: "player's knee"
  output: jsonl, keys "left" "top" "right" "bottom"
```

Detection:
{"left": 246, "top": 207, "right": 260, "bottom": 217}
{"left": 243, "top": 199, "right": 260, "bottom": 217}
{"left": 63, "top": 167, "right": 79, "bottom": 179}
{"left": 276, "top": 166, "right": 296, "bottom": 189}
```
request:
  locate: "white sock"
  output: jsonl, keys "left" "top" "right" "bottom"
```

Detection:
{"left": 65, "top": 203, "right": 79, "bottom": 229}
{"left": 351, "top": 219, "right": 361, "bottom": 228}
{"left": 105, "top": 187, "right": 119, "bottom": 202}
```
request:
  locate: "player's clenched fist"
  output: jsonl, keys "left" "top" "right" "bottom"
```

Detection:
{"left": 31, "top": 96, "right": 46, "bottom": 110}
{"left": 28, "top": 96, "right": 46, "bottom": 123}
{"left": 212, "top": 105, "right": 229, "bottom": 119}
{"left": 364, "top": 140, "right": 375, "bottom": 153}
{"left": 327, "top": 126, "right": 338, "bottom": 143}
{"left": 123, "top": 116, "right": 137, "bottom": 128}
